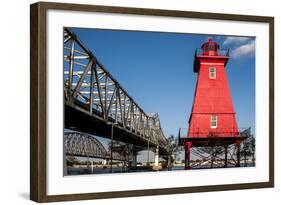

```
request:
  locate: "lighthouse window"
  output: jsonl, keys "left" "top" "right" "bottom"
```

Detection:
{"left": 208, "top": 44, "right": 215, "bottom": 51}
{"left": 210, "top": 115, "right": 217, "bottom": 128}
{"left": 209, "top": 67, "right": 216, "bottom": 79}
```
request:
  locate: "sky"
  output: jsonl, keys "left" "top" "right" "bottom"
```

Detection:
{"left": 65, "top": 28, "right": 255, "bottom": 161}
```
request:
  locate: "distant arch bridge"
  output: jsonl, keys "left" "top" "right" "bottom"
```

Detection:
{"left": 64, "top": 132, "right": 139, "bottom": 161}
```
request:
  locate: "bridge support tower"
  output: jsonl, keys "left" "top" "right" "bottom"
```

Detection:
{"left": 153, "top": 146, "right": 161, "bottom": 171}
{"left": 154, "top": 146, "right": 159, "bottom": 167}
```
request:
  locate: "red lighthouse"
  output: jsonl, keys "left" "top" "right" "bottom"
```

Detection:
{"left": 182, "top": 38, "right": 246, "bottom": 169}
{"left": 189, "top": 38, "right": 238, "bottom": 138}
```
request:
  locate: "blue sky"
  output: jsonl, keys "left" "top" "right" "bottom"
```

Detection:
{"left": 69, "top": 27, "right": 256, "bottom": 140}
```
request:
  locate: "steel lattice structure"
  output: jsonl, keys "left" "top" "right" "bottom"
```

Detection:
{"left": 64, "top": 132, "right": 132, "bottom": 161}
{"left": 190, "top": 144, "right": 239, "bottom": 168}
{"left": 190, "top": 135, "right": 255, "bottom": 169}
{"left": 178, "top": 128, "right": 254, "bottom": 169}
{"left": 63, "top": 28, "right": 169, "bottom": 153}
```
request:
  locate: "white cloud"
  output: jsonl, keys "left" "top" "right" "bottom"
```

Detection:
{"left": 223, "top": 36, "right": 251, "bottom": 46}
{"left": 231, "top": 40, "right": 255, "bottom": 58}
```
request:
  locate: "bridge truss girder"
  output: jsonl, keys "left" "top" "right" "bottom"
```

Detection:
{"left": 63, "top": 28, "right": 169, "bottom": 153}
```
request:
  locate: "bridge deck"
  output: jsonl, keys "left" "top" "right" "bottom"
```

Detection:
{"left": 65, "top": 103, "right": 168, "bottom": 155}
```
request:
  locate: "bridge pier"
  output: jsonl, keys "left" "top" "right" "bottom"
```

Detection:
{"left": 131, "top": 153, "right": 137, "bottom": 169}
{"left": 126, "top": 144, "right": 130, "bottom": 170}
{"left": 146, "top": 140, "right": 150, "bottom": 166}
{"left": 152, "top": 146, "right": 161, "bottom": 171}
{"left": 154, "top": 146, "right": 159, "bottom": 167}
{"left": 86, "top": 155, "right": 90, "bottom": 168}
{"left": 102, "top": 159, "right": 107, "bottom": 165}
{"left": 130, "top": 147, "right": 138, "bottom": 169}
{"left": 91, "top": 160, "right": 94, "bottom": 173}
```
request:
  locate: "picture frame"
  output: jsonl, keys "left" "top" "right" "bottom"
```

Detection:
{"left": 30, "top": 1, "right": 274, "bottom": 202}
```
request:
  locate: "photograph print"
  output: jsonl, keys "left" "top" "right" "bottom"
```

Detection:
{"left": 63, "top": 27, "right": 255, "bottom": 176}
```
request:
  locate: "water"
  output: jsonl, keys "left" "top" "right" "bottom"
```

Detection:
{"left": 67, "top": 167, "right": 142, "bottom": 175}
{"left": 67, "top": 162, "right": 255, "bottom": 175}
{"left": 67, "top": 166, "right": 184, "bottom": 175}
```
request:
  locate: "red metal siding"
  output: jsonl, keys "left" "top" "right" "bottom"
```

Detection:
{"left": 188, "top": 56, "right": 238, "bottom": 138}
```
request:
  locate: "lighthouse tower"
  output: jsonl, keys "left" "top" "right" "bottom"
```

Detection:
{"left": 183, "top": 38, "right": 243, "bottom": 169}
{"left": 188, "top": 38, "right": 239, "bottom": 138}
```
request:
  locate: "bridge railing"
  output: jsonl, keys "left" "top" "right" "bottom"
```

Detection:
{"left": 63, "top": 28, "right": 168, "bottom": 150}
{"left": 195, "top": 48, "right": 230, "bottom": 57}
{"left": 178, "top": 127, "right": 252, "bottom": 139}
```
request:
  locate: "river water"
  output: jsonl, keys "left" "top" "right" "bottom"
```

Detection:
{"left": 67, "top": 163, "right": 254, "bottom": 175}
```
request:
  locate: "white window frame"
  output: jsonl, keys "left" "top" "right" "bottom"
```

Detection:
{"left": 209, "top": 66, "right": 216, "bottom": 79}
{"left": 210, "top": 115, "right": 217, "bottom": 128}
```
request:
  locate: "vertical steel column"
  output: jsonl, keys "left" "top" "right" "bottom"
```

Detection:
{"left": 167, "top": 154, "right": 171, "bottom": 171}
{"left": 236, "top": 140, "right": 241, "bottom": 167}
{"left": 89, "top": 62, "right": 96, "bottom": 114}
{"left": 126, "top": 144, "right": 130, "bottom": 171}
{"left": 110, "top": 124, "right": 114, "bottom": 173}
{"left": 87, "top": 155, "right": 90, "bottom": 168}
{"left": 224, "top": 145, "right": 228, "bottom": 168}
{"left": 131, "top": 147, "right": 137, "bottom": 170}
{"left": 68, "top": 39, "right": 75, "bottom": 94}
{"left": 184, "top": 146, "right": 187, "bottom": 169}
{"left": 186, "top": 141, "right": 192, "bottom": 170}
{"left": 147, "top": 140, "right": 150, "bottom": 166}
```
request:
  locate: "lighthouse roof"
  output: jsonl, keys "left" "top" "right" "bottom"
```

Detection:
{"left": 201, "top": 38, "right": 220, "bottom": 55}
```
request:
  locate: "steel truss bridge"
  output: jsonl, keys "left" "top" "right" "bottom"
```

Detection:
{"left": 64, "top": 132, "right": 140, "bottom": 161}
{"left": 63, "top": 28, "right": 170, "bottom": 159}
